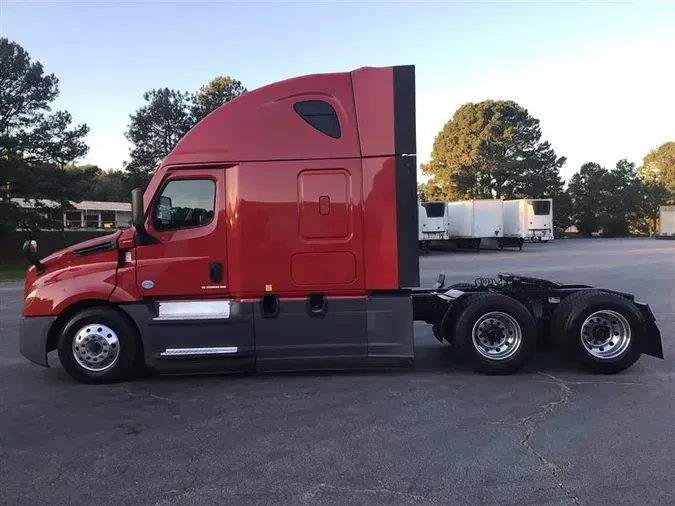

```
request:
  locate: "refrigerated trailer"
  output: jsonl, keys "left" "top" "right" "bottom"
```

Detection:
{"left": 504, "top": 198, "right": 554, "bottom": 244}
{"left": 419, "top": 201, "right": 450, "bottom": 242}
{"left": 417, "top": 203, "right": 429, "bottom": 253}
{"left": 658, "top": 206, "right": 675, "bottom": 239}
{"left": 503, "top": 199, "right": 528, "bottom": 248}
{"left": 18, "top": 65, "right": 663, "bottom": 384}
{"left": 446, "top": 199, "right": 507, "bottom": 250}
{"left": 527, "top": 198, "right": 554, "bottom": 242}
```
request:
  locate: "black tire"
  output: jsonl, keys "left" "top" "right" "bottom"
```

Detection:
{"left": 452, "top": 293, "right": 537, "bottom": 375}
{"left": 57, "top": 307, "right": 141, "bottom": 384}
{"left": 549, "top": 290, "right": 595, "bottom": 348}
{"left": 549, "top": 291, "right": 645, "bottom": 374}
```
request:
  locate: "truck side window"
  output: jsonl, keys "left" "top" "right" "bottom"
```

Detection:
{"left": 153, "top": 179, "right": 215, "bottom": 231}
{"left": 293, "top": 100, "right": 341, "bottom": 139}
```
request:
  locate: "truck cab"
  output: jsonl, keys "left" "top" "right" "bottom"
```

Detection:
{"left": 19, "top": 65, "right": 421, "bottom": 383}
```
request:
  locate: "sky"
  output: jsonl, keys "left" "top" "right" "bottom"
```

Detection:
{"left": 2, "top": 0, "right": 674, "bottom": 183}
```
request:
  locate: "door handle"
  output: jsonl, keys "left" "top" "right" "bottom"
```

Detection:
{"left": 319, "top": 196, "right": 330, "bottom": 215}
{"left": 209, "top": 262, "right": 223, "bottom": 283}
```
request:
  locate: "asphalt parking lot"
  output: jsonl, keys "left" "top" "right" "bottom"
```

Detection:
{"left": 1, "top": 238, "right": 673, "bottom": 506}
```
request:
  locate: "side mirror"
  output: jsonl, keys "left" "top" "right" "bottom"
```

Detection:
{"left": 131, "top": 187, "right": 160, "bottom": 246}
{"left": 22, "top": 239, "right": 45, "bottom": 274}
{"left": 131, "top": 188, "right": 145, "bottom": 231}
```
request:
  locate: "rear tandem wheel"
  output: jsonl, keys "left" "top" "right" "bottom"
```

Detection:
{"left": 451, "top": 293, "right": 537, "bottom": 375}
{"left": 549, "top": 290, "right": 645, "bottom": 374}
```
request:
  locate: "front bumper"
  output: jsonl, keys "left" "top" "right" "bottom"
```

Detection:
{"left": 19, "top": 316, "right": 57, "bottom": 367}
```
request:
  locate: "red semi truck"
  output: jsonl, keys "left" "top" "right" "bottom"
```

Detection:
{"left": 19, "top": 65, "right": 663, "bottom": 384}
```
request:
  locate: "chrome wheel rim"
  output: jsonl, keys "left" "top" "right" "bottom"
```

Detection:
{"left": 72, "top": 323, "right": 120, "bottom": 372}
{"left": 581, "top": 310, "right": 631, "bottom": 360}
{"left": 471, "top": 311, "right": 523, "bottom": 361}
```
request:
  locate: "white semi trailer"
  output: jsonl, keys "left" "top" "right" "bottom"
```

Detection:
{"left": 658, "top": 205, "right": 675, "bottom": 239}
{"left": 447, "top": 199, "right": 506, "bottom": 250}
{"left": 502, "top": 199, "right": 528, "bottom": 249}
{"left": 419, "top": 201, "right": 450, "bottom": 243}
{"left": 503, "top": 198, "right": 554, "bottom": 243}
{"left": 526, "top": 198, "right": 554, "bottom": 242}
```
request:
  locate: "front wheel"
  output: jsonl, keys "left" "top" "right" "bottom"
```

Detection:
{"left": 452, "top": 293, "right": 537, "bottom": 375}
{"left": 57, "top": 307, "right": 141, "bottom": 384}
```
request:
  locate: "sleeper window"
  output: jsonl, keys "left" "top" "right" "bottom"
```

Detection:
{"left": 293, "top": 100, "right": 342, "bottom": 139}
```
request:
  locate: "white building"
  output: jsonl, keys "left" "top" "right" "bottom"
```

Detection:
{"left": 12, "top": 198, "right": 132, "bottom": 230}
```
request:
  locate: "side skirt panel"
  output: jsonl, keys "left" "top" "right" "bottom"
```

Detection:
{"left": 254, "top": 297, "right": 368, "bottom": 372}
{"left": 367, "top": 293, "right": 415, "bottom": 358}
{"left": 120, "top": 300, "right": 256, "bottom": 374}
{"left": 119, "top": 294, "right": 418, "bottom": 376}
{"left": 255, "top": 294, "right": 415, "bottom": 372}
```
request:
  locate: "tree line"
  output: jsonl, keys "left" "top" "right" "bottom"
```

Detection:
{"left": 419, "top": 101, "right": 674, "bottom": 236}
{"left": 2, "top": 37, "right": 673, "bottom": 237}
{"left": 0, "top": 38, "right": 246, "bottom": 234}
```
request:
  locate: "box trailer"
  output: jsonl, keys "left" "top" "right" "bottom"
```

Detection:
{"left": 418, "top": 202, "right": 425, "bottom": 242}
{"left": 502, "top": 199, "right": 528, "bottom": 250}
{"left": 527, "top": 198, "right": 554, "bottom": 242}
{"left": 658, "top": 205, "right": 675, "bottom": 239}
{"left": 447, "top": 199, "right": 505, "bottom": 250}
{"left": 419, "top": 201, "right": 450, "bottom": 242}
{"left": 18, "top": 64, "right": 662, "bottom": 384}
{"left": 417, "top": 203, "right": 429, "bottom": 253}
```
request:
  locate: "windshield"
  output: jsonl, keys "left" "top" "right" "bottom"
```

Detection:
{"left": 422, "top": 202, "right": 446, "bottom": 218}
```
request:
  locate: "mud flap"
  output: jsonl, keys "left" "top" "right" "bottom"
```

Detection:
{"left": 634, "top": 302, "right": 664, "bottom": 359}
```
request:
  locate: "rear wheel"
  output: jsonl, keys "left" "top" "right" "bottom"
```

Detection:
{"left": 57, "top": 307, "right": 141, "bottom": 384}
{"left": 549, "top": 291, "right": 644, "bottom": 374}
{"left": 452, "top": 293, "right": 537, "bottom": 374}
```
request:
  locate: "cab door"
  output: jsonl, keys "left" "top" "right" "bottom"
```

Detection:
{"left": 135, "top": 168, "right": 228, "bottom": 298}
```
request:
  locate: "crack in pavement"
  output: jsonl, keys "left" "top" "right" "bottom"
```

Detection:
{"left": 120, "top": 386, "right": 176, "bottom": 403}
{"left": 300, "top": 480, "right": 438, "bottom": 504}
{"left": 536, "top": 377, "right": 649, "bottom": 387}
{"left": 519, "top": 372, "right": 583, "bottom": 506}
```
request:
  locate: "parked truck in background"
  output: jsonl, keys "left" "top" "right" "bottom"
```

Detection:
{"left": 658, "top": 205, "right": 675, "bottom": 239}
{"left": 18, "top": 65, "right": 663, "bottom": 384}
